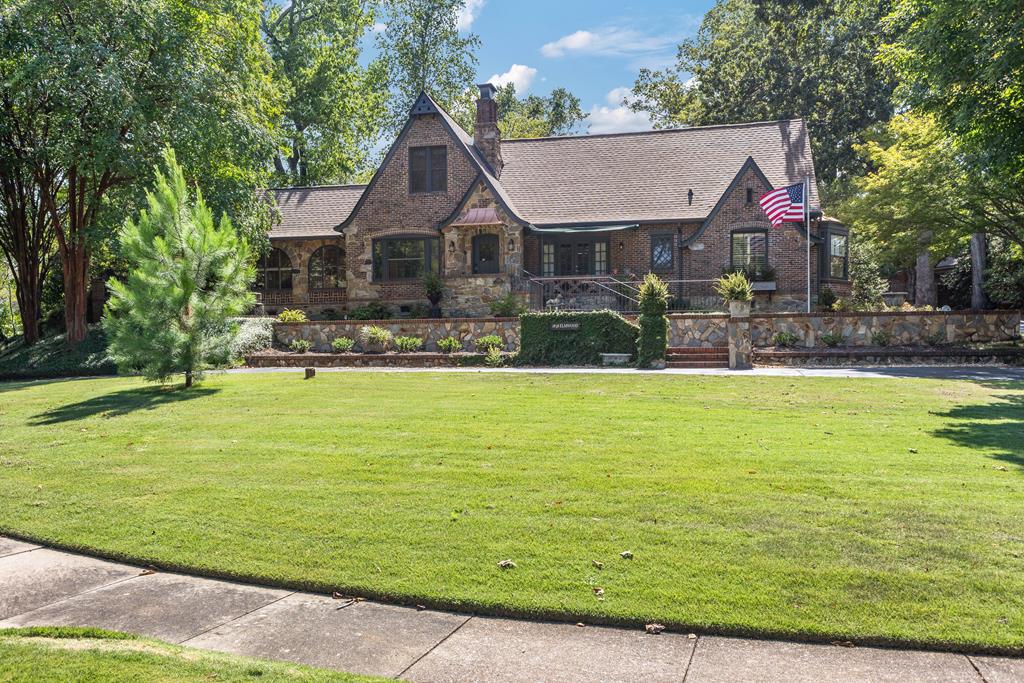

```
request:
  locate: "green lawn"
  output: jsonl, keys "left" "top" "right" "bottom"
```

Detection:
{"left": 0, "top": 372, "right": 1022, "bottom": 652}
{"left": 0, "top": 627, "right": 381, "bottom": 681}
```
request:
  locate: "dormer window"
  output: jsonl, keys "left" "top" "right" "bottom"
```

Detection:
{"left": 409, "top": 145, "right": 447, "bottom": 193}
{"left": 746, "top": 188, "right": 754, "bottom": 204}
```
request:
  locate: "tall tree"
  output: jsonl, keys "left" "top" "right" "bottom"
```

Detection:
{"left": 0, "top": 0, "right": 279, "bottom": 345}
{"left": 376, "top": 0, "right": 480, "bottom": 133}
{"left": 881, "top": 0, "right": 1024, "bottom": 184}
{"left": 629, "top": 0, "right": 896, "bottom": 194}
{"left": 263, "top": 0, "right": 388, "bottom": 186}
{"left": 453, "top": 84, "right": 588, "bottom": 139}
{"left": 104, "top": 149, "right": 255, "bottom": 389}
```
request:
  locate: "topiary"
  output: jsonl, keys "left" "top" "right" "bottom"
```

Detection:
{"left": 636, "top": 273, "right": 670, "bottom": 368}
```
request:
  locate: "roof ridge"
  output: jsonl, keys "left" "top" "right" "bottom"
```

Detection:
{"left": 268, "top": 183, "right": 367, "bottom": 191}
{"left": 501, "top": 118, "right": 806, "bottom": 144}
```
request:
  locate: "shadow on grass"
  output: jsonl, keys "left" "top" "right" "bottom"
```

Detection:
{"left": 932, "top": 389, "right": 1024, "bottom": 472}
{"left": 29, "top": 385, "right": 219, "bottom": 425}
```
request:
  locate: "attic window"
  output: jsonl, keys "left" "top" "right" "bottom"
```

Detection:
{"left": 746, "top": 188, "right": 754, "bottom": 204}
{"left": 687, "top": 189, "right": 693, "bottom": 205}
{"left": 409, "top": 146, "right": 447, "bottom": 193}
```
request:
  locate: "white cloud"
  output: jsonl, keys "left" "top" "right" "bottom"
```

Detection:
{"left": 487, "top": 64, "right": 538, "bottom": 93}
{"left": 540, "top": 26, "right": 679, "bottom": 58}
{"left": 606, "top": 87, "right": 633, "bottom": 105}
{"left": 587, "top": 105, "right": 653, "bottom": 135}
{"left": 456, "top": 0, "right": 485, "bottom": 31}
{"left": 371, "top": 22, "right": 387, "bottom": 33}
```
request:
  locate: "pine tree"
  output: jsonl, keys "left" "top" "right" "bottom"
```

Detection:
{"left": 103, "top": 149, "right": 255, "bottom": 388}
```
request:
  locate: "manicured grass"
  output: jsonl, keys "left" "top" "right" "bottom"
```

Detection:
{"left": 0, "top": 372, "right": 1022, "bottom": 652}
{"left": 0, "top": 627, "right": 381, "bottom": 681}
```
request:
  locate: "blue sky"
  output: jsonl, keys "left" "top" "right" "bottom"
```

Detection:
{"left": 379, "top": 0, "right": 714, "bottom": 134}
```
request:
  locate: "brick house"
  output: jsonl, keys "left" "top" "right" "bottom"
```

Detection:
{"left": 258, "top": 85, "right": 850, "bottom": 317}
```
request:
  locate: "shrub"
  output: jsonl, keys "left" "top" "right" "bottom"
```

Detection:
{"left": 484, "top": 346, "right": 504, "bottom": 367}
{"left": 437, "top": 336, "right": 462, "bottom": 353}
{"left": 489, "top": 293, "right": 526, "bottom": 317}
{"left": 277, "top": 309, "right": 307, "bottom": 323}
{"left": 820, "top": 332, "right": 845, "bottom": 348}
{"left": 230, "top": 317, "right": 274, "bottom": 359}
{"left": 313, "top": 308, "right": 344, "bottom": 321}
{"left": 423, "top": 272, "right": 444, "bottom": 307}
{"left": 637, "top": 273, "right": 670, "bottom": 368}
{"left": 359, "top": 325, "right": 393, "bottom": 352}
{"left": 331, "top": 336, "right": 356, "bottom": 352}
{"left": 395, "top": 335, "right": 424, "bottom": 352}
{"left": 289, "top": 339, "right": 312, "bottom": 353}
{"left": 406, "top": 302, "right": 431, "bottom": 319}
{"left": 713, "top": 271, "right": 753, "bottom": 303}
{"left": 771, "top": 331, "right": 799, "bottom": 348}
{"left": 0, "top": 326, "right": 116, "bottom": 380}
{"left": 518, "top": 311, "right": 638, "bottom": 366}
{"left": 923, "top": 330, "right": 946, "bottom": 346}
{"left": 475, "top": 334, "right": 503, "bottom": 352}
{"left": 348, "top": 303, "right": 391, "bottom": 320}
{"left": 817, "top": 287, "right": 838, "bottom": 309}
{"left": 870, "top": 330, "right": 892, "bottom": 347}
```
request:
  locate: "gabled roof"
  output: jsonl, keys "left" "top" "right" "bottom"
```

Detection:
{"left": 268, "top": 185, "right": 365, "bottom": 239}
{"left": 497, "top": 119, "right": 819, "bottom": 227}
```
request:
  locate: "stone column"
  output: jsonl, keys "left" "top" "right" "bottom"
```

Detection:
{"left": 728, "top": 302, "right": 753, "bottom": 370}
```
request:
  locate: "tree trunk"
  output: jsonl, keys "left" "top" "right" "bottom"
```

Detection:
{"left": 62, "top": 239, "right": 90, "bottom": 345}
{"left": 969, "top": 232, "right": 988, "bottom": 310}
{"left": 184, "top": 369, "right": 193, "bottom": 388}
{"left": 914, "top": 249, "right": 936, "bottom": 307}
{"left": 12, "top": 266, "right": 42, "bottom": 344}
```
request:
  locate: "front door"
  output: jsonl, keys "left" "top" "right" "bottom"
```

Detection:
{"left": 550, "top": 238, "right": 607, "bottom": 276}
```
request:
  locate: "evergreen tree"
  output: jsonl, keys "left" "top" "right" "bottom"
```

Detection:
{"left": 103, "top": 149, "right": 255, "bottom": 388}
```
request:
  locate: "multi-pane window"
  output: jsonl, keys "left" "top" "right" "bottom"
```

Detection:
{"left": 541, "top": 243, "right": 555, "bottom": 276}
{"left": 651, "top": 234, "right": 674, "bottom": 272}
{"left": 829, "top": 233, "right": 848, "bottom": 279}
{"left": 472, "top": 234, "right": 500, "bottom": 274}
{"left": 409, "top": 146, "right": 447, "bottom": 193}
{"left": 372, "top": 237, "right": 440, "bottom": 281}
{"left": 308, "top": 246, "right": 344, "bottom": 289}
{"left": 256, "top": 248, "right": 293, "bottom": 290}
{"left": 731, "top": 230, "right": 768, "bottom": 272}
{"left": 593, "top": 241, "right": 608, "bottom": 275}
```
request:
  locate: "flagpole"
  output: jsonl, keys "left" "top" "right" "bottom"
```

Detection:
{"left": 805, "top": 176, "right": 811, "bottom": 313}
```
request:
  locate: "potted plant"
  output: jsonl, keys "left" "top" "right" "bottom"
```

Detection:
{"left": 423, "top": 272, "right": 444, "bottom": 318}
{"left": 714, "top": 271, "right": 753, "bottom": 316}
{"left": 359, "top": 325, "right": 393, "bottom": 354}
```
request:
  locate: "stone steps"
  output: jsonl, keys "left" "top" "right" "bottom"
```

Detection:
{"left": 666, "top": 347, "right": 729, "bottom": 368}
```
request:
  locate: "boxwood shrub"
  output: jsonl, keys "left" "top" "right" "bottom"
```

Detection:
{"left": 517, "top": 311, "right": 638, "bottom": 366}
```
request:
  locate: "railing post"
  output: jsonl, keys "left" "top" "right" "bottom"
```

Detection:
{"left": 727, "top": 301, "right": 753, "bottom": 370}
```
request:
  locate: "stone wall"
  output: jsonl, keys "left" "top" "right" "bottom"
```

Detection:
{"left": 274, "top": 317, "right": 520, "bottom": 353}
{"left": 749, "top": 310, "right": 1021, "bottom": 347}
{"left": 667, "top": 314, "right": 729, "bottom": 347}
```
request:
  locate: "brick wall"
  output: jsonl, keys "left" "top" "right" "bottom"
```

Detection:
{"left": 345, "top": 114, "right": 480, "bottom": 306}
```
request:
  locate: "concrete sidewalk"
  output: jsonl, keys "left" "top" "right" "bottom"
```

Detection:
{"left": 225, "top": 365, "right": 1024, "bottom": 381}
{"left": 1, "top": 537, "right": 1021, "bottom": 682}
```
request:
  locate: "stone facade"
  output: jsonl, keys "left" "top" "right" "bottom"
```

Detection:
{"left": 750, "top": 310, "right": 1022, "bottom": 347}
{"left": 259, "top": 237, "right": 347, "bottom": 317}
{"left": 274, "top": 318, "right": 520, "bottom": 353}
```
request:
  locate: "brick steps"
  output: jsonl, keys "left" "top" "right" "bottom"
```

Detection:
{"left": 666, "top": 347, "right": 729, "bottom": 369}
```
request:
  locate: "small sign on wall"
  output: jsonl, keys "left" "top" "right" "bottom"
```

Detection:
{"left": 551, "top": 322, "right": 580, "bottom": 331}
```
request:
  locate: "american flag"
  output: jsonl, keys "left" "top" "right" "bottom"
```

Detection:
{"left": 759, "top": 182, "right": 805, "bottom": 228}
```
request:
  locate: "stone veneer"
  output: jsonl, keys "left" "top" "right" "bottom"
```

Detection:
{"left": 274, "top": 317, "right": 520, "bottom": 353}
{"left": 667, "top": 314, "right": 729, "bottom": 348}
{"left": 750, "top": 310, "right": 1021, "bottom": 347}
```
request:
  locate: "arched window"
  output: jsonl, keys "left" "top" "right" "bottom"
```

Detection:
{"left": 472, "top": 234, "right": 500, "bottom": 274}
{"left": 309, "top": 245, "right": 344, "bottom": 289}
{"left": 257, "top": 248, "right": 292, "bottom": 290}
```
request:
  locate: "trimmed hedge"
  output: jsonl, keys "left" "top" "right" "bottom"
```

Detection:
{"left": 518, "top": 311, "right": 638, "bottom": 366}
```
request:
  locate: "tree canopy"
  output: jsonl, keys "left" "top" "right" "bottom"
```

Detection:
{"left": 453, "top": 84, "right": 588, "bottom": 139}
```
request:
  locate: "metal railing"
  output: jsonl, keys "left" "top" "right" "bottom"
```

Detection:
{"left": 518, "top": 272, "right": 723, "bottom": 313}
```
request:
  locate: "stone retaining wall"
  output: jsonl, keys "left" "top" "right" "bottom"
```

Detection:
{"left": 667, "top": 314, "right": 729, "bottom": 348}
{"left": 274, "top": 317, "right": 520, "bottom": 353}
{"left": 755, "top": 347, "right": 1024, "bottom": 367}
{"left": 749, "top": 310, "right": 1021, "bottom": 347}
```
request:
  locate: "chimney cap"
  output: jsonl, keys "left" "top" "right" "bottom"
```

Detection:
{"left": 477, "top": 83, "right": 497, "bottom": 100}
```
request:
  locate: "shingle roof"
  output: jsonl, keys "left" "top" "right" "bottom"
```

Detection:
{"left": 269, "top": 185, "right": 365, "bottom": 239}
{"left": 497, "top": 120, "right": 819, "bottom": 226}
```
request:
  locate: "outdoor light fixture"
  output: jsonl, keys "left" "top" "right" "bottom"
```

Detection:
{"left": 688, "top": 189, "right": 694, "bottom": 205}
{"left": 448, "top": 240, "right": 456, "bottom": 255}
{"left": 507, "top": 236, "right": 515, "bottom": 251}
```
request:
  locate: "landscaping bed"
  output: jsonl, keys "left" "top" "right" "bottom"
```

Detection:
{"left": 2, "top": 373, "right": 1023, "bottom": 652}
{"left": 755, "top": 345, "right": 1024, "bottom": 366}
{"left": 245, "top": 350, "right": 511, "bottom": 368}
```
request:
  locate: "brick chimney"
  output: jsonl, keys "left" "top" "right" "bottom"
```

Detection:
{"left": 474, "top": 83, "right": 503, "bottom": 176}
